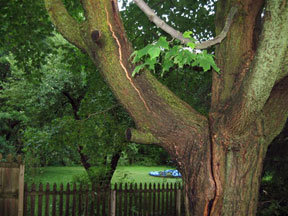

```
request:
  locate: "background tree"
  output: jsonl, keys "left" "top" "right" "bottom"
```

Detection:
{"left": 43, "top": 0, "right": 288, "bottom": 215}
{"left": 0, "top": 32, "right": 131, "bottom": 185}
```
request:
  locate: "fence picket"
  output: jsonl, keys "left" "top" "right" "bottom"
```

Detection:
{"left": 128, "top": 184, "right": 133, "bottom": 216}
{"left": 96, "top": 184, "right": 100, "bottom": 215}
{"left": 143, "top": 183, "right": 147, "bottom": 216}
{"left": 102, "top": 186, "right": 107, "bottom": 216}
{"left": 59, "top": 184, "right": 63, "bottom": 216}
{"left": 167, "top": 183, "right": 170, "bottom": 215}
{"left": 45, "top": 184, "right": 49, "bottom": 216}
{"left": 148, "top": 183, "right": 152, "bottom": 215}
{"left": 30, "top": 183, "right": 36, "bottom": 216}
{"left": 84, "top": 185, "right": 89, "bottom": 216}
{"left": 72, "top": 184, "right": 76, "bottom": 216}
{"left": 52, "top": 184, "right": 57, "bottom": 216}
{"left": 140, "top": 183, "right": 143, "bottom": 216}
{"left": 23, "top": 184, "right": 28, "bottom": 216}
{"left": 124, "top": 183, "right": 128, "bottom": 216}
{"left": 78, "top": 184, "right": 82, "bottom": 216}
{"left": 90, "top": 184, "right": 95, "bottom": 216}
{"left": 176, "top": 185, "right": 182, "bottom": 216}
{"left": 38, "top": 183, "right": 43, "bottom": 216}
{"left": 152, "top": 183, "right": 156, "bottom": 215}
{"left": 110, "top": 189, "right": 116, "bottom": 216}
{"left": 118, "top": 183, "right": 122, "bottom": 216}
{"left": 65, "top": 183, "right": 70, "bottom": 216}
{"left": 163, "top": 183, "right": 166, "bottom": 216}
{"left": 173, "top": 183, "right": 177, "bottom": 216}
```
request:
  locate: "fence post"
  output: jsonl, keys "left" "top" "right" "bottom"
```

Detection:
{"left": 0, "top": 154, "right": 25, "bottom": 216}
{"left": 176, "top": 188, "right": 181, "bottom": 216}
{"left": 18, "top": 164, "right": 25, "bottom": 216}
{"left": 110, "top": 190, "right": 116, "bottom": 216}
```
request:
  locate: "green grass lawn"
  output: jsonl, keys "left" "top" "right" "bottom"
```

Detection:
{"left": 111, "top": 166, "right": 182, "bottom": 185}
{"left": 25, "top": 166, "right": 85, "bottom": 186}
{"left": 25, "top": 166, "right": 183, "bottom": 186}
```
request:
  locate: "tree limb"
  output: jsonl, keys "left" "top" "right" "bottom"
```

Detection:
{"left": 44, "top": 0, "right": 87, "bottom": 52}
{"left": 126, "top": 128, "right": 160, "bottom": 144}
{"left": 263, "top": 76, "right": 288, "bottom": 143}
{"left": 133, "top": 0, "right": 238, "bottom": 49}
{"left": 226, "top": 1, "right": 288, "bottom": 134}
{"left": 275, "top": 48, "right": 288, "bottom": 83}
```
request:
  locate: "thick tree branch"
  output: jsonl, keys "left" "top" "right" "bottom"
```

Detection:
{"left": 126, "top": 128, "right": 160, "bottom": 144}
{"left": 44, "top": 0, "right": 208, "bottom": 157}
{"left": 226, "top": 1, "right": 288, "bottom": 134}
{"left": 276, "top": 48, "right": 288, "bottom": 83}
{"left": 133, "top": 0, "right": 237, "bottom": 49}
{"left": 263, "top": 76, "right": 288, "bottom": 143}
{"left": 44, "top": 0, "right": 87, "bottom": 52}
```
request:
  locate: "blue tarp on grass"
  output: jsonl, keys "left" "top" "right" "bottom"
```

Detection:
{"left": 149, "top": 169, "right": 182, "bottom": 178}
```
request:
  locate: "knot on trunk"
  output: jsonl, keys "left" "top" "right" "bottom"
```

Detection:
{"left": 91, "top": 30, "right": 101, "bottom": 44}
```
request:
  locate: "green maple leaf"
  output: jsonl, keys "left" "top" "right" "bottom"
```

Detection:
{"left": 162, "top": 58, "right": 173, "bottom": 72}
{"left": 145, "top": 58, "right": 157, "bottom": 70}
{"left": 148, "top": 46, "right": 161, "bottom": 59}
{"left": 156, "top": 36, "right": 169, "bottom": 49}
{"left": 183, "top": 31, "right": 193, "bottom": 39}
{"left": 132, "top": 64, "right": 145, "bottom": 76}
{"left": 131, "top": 44, "right": 153, "bottom": 63}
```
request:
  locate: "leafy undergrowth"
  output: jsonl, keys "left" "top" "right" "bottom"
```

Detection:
{"left": 257, "top": 163, "right": 288, "bottom": 215}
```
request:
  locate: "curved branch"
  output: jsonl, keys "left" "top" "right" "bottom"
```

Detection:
{"left": 133, "top": 0, "right": 237, "bottom": 49}
{"left": 44, "top": 0, "right": 87, "bottom": 52}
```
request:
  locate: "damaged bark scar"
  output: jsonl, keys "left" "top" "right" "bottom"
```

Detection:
{"left": 208, "top": 122, "right": 218, "bottom": 215}
{"left": 104, "top": 5, "right": 150, "bottom": 112}
{"left": 111, "top": 0, "right": 127, "bottom": 43}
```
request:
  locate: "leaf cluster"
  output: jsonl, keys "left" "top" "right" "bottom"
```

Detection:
{"left": 131, "top": 34, "right": 220, "bottom": 77}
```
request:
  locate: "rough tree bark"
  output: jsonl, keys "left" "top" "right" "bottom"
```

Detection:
{"left": 44, "top": 0, "right": 288, "bottom": 215}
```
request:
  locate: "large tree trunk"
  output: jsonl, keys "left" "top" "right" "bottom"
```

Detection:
{"left": 204, "top": 128, "right": 268, "bottom": 215}
{"left": 44, "top": 0, "right": 288, "bottom": 215}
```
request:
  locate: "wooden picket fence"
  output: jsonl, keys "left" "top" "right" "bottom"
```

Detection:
{"left": 23, "top": 182, "right": 183, "bottom": 216}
